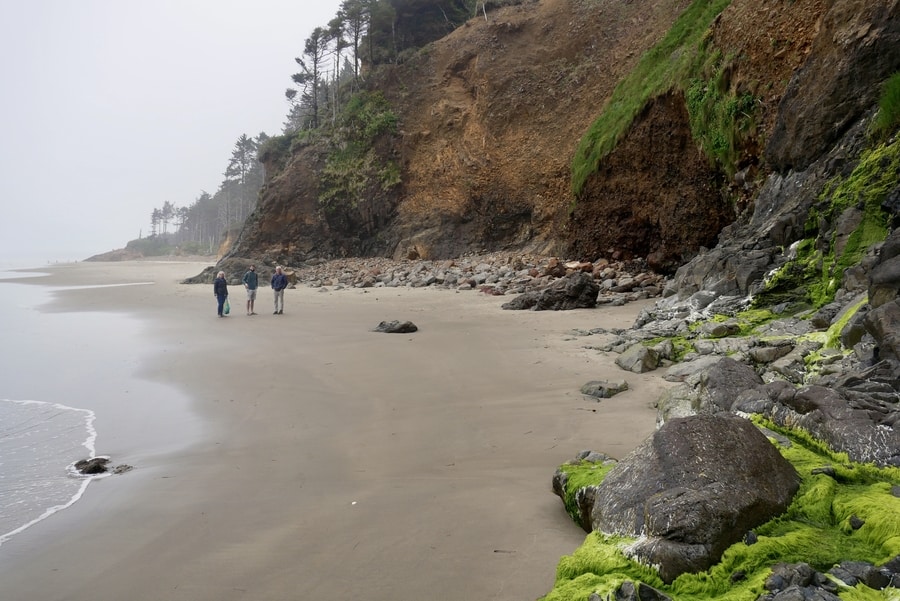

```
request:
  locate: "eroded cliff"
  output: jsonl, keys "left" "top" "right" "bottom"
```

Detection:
{"left": 229, "top": 0, "right": 895, "bottom": 288}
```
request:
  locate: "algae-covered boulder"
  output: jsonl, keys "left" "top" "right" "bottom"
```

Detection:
{"left": 766, "top": 382, "right": 900, "bottom": 467}
{"left": 590, "top": 414, "right": 799, "bottom": 583}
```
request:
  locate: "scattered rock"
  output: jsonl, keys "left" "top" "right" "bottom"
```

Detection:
{"left": 73, "top": 457, "right": 132, "bottom": 476}
{"left": 189, "top": 253, "right": 667, "bottom": 309}
{"left": 615, "top": 343, "right": 660, "bottom": 373}
{"left": 580, "top": 379, "right": 629, "bottom": 399}
{"left": 373, "top": 320, "right": 418, "bottom": 333}
{"left": 74, "top": 457, "right": 110, "bottom": 475}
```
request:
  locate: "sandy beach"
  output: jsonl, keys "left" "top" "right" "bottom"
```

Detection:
{"left": 0, "top": 260, "right": 668, "bottom": 601}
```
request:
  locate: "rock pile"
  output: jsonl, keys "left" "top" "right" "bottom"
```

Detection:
{"left": 551, "top": 230, "right": 899, "bottom": 590}
{"left": 574, "top": 229, "right": 900, "bottom": 467}
{"left": 294, "top": 253, "right": 667, "bottom": 302}
{"left": 194, "top": 252, "right": 667, "bottom": 308}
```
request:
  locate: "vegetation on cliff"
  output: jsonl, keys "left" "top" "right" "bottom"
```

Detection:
{"left": 570, "top": 0, "right": 733, "bottom": 198}
{"left": 872, "top": 73, "right": 900, "bottom": 141}
{"left": 318, "top": 91, "right": 401, "bottom": 234}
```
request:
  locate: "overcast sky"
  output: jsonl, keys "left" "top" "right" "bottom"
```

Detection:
{"left": 0, "top": 0, "right": 344, "bottom": 263}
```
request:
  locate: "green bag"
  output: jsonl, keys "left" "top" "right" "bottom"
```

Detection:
{"left": 223, "top": 298, "right": 231, "bottom": 315}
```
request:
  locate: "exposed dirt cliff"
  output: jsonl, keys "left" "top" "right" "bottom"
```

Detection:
{"left": 232, "top": 0, "right": 708, "bottom": 264}
{"left": 229, "top": 0, "right": 893, "bottom": 284}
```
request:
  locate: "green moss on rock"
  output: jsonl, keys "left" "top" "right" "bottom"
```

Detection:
{"left": 544, "top": 420, "right": 900, "bottom": 601}
{"left": 754, "top": 138, "right": 897, "bottom": 310}
{"left": 558, "top": 461, "right": 617, "bottom": 524}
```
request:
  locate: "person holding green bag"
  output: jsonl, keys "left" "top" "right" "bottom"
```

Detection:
{"left": 214, "top": 270, "right": 229, "bottom": 318}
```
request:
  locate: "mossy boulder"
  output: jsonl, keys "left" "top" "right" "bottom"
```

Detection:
{"left": 589, "top": 415, "right": 800, "bottom": 583}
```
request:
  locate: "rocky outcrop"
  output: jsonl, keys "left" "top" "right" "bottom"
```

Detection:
{"left": 660, "top": 114, "right": 874, "bottom": 305}
{"left": 74, "top": 457, "right": 110, "bottom": 475}
{"left": 73, "top": 457, "right": 133, "bottom": 476}
{"left": 766, "top": 0, "right": 900, "bottom": 171}
{"left": 618, "top": 229, "right": 900, "bottom": 466}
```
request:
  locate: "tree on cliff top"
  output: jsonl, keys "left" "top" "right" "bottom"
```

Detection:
{"left": 288, "top": 26, "right": 330, "bottom": 130}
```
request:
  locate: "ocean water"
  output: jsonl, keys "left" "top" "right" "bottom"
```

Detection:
{"left": 0, "top": 264, "right": 202, "bottom": 548}
{"left": 0, "top": 399, "right": 102, "bottom": 545}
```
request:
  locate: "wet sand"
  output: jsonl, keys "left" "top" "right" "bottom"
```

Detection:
{"left": 0, "top": 260, "right": 668, "bottom": 601}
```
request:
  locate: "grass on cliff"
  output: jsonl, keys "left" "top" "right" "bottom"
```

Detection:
{"left": 543, "top": 420, "right": 900, "bottom": 601}
{"left": 685, "top": 52, "right": 758, "bottom": 179}
{"left": 752, "top": 137, "right": 898, "bottom": 310}
{"left": 872, "top": 72, "right": 900, "bottom": 140}
{"left": 570, "top": 0, "right": 733, "bottom": 198}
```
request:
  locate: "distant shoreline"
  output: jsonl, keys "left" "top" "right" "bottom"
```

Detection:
{"left": 83, "top": 249, "right": 218, "bottom": 263}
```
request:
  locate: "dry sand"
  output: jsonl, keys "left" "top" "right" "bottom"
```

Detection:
{"left": 0, "top": 260, "right": 670, "bottom": 601}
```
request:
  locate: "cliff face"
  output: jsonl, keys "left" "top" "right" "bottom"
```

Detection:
{"left": 230, "top": 0, "right": 896, "bottom": 281}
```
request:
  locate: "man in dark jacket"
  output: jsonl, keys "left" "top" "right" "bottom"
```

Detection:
{"left": 213, "top": 270, "right": 229, "bottom": 317}
{"left": 271, "top": 265, "right": 288, "bottom": 315}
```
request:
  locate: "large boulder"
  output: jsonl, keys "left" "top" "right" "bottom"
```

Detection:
{"left": 501, "top": 271, "right": 599, "bottom": 311}
{"left": 590, "top": 415, "right": 800, "bottom": 583}
{"left": 698, "top": 357, "right": 764, "bottom": 413}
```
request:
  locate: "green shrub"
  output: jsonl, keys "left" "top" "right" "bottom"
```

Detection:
{"left": 256, "top": 134, "right": 292, "bottom": 166}
{"left": 871, "top": 72, "right": 900, "bottom": 138}
{"left": 686, "top": 59, "right": 758, "bottom": 178}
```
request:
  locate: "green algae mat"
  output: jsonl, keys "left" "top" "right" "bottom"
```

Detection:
{"left": 544, "top": 419, "right": 900, "bottom": 601}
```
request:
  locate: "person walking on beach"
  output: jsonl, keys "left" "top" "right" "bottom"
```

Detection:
{"left": 242, "top": 265, "right": 259, "bottom": 315}
{"left": 271, "top": 265, "right": 287, "bottom": 315}
{"left": 213, "top": 270, "right": 229, "bottom": 318}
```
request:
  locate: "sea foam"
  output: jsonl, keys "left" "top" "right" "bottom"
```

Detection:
{"left": 0, "top": 399, "right": 105, "bottom": 546}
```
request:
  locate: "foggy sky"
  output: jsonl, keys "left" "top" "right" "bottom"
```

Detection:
{"left": 0, "top": 1, "right": 344, "bottom": 263}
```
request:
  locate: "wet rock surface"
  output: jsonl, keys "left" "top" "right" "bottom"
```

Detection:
{"left": 74, "top": 457, "right": 133, "bottom": 475}
{"left": 588, "top": 415, "right": 800, "bottom": 583}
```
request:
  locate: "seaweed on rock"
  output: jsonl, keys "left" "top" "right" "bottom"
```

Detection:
{"left": 544, "top": 420, "right": 900, "bottom": 601}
